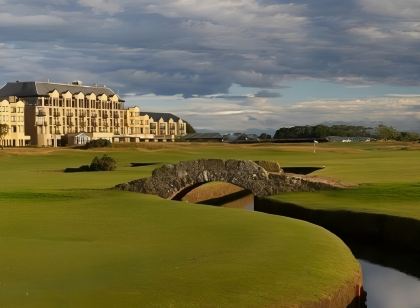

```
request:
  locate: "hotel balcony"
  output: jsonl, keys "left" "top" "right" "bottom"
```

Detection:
{"left": 53, "top": 111, "right": 61, "bottom": 117}
{"left": 91, "top": 113, "right": 98, "bottom": 118}
{"left": 66, "top": 112, "right": 74, "bottom": 117}
{"left": 114, "top": 112, "right": 120, "bottom": 118}
{"left": 37, "top": 110, "right": 47, "bottom": 117}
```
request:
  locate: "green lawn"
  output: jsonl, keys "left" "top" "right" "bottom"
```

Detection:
{"left": 0, "top": 145, "right": 363, "bottom": 307}
{"left": 270, "top": 183, "right": 420, "bottom": 220}
{"left": 261, "top": 142, "right": 420, "bottom": 220}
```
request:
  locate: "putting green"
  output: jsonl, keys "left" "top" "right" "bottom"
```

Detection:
{"left": 0, "top": 145, "right": 362, "bottom": 307}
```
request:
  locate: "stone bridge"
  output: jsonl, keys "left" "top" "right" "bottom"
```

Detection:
{"left": 115, "top": 159, "right": 342, "bottom": 200}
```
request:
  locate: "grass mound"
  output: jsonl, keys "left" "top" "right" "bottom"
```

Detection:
{"left": 0, "top": 190, "right": 360, "bottom": 307}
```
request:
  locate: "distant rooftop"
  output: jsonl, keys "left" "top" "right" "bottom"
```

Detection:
{"left": 183, "top": 133, "right": 223, "bottom": 140}
{"left": 0, "top": 81, "right": 124, "bottom": 102}
{"left": 140, "top": 111, "right": 182, "bottom": 122}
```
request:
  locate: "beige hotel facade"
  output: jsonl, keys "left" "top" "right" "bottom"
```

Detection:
{"left": 0, "top": 81, "right": 187, "bottom": 147}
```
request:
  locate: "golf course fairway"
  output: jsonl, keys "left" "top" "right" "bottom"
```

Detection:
{"left": 4, "top": 142, "right": 416, "bottom": 307}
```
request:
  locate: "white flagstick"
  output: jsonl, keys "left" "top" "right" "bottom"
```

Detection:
{"left": 313, "top": 140, "right": 319, "bottom": 153}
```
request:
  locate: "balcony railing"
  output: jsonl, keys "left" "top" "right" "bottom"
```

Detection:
{"left": 114, "top": 112, "right": 120, "bottom": 118}
{"left": 67, "top": 112, "right": 74, "bottom": 117}
{"left": 53, "top": 111, "right": 61, "bottom": 117}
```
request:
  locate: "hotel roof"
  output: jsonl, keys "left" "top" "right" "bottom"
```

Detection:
{"left": 0, "top": 81, "right": 124, "bottom": 102}
{"left": 140, "top": 112, "right": 182, "bottom": 122}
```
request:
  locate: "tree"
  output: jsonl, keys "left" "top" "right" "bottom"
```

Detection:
{"left": 375, "top": 125, "right": 400, "bottom": 141}
{"left": 258, "top": 133, "right": 272, "bottom": 140}
{"left": 0, "top": 124, "right": 8, "bottom": 149}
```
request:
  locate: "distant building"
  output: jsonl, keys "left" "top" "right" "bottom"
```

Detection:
{"left": 0, "top": 81, "right": 187, "bottom": 147}
{"left": 182, "top": 133, "right": 223, "bottom": 142}
{"left": 223, "top": 133, "right": 260, "bottom": 143}
{"left": 327, "top": 136, "right": 372, "bottom": 143}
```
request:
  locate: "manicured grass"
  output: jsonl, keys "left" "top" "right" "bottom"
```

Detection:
{"left": 0, "top": 145, "right": 362, "bottom": 307}
{"left": 270, "top": 183, "right": 420, "bottom": 220}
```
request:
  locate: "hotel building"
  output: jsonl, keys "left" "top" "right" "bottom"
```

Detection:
{"left": 0, "top": 81, "right": 187, "bottom": 147}
{"left": 0, "top": 97, "right": 31, "bottom": 147}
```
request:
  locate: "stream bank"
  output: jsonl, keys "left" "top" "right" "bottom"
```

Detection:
{"left": 255, "top": 197, "right": 420, "bottom": 253}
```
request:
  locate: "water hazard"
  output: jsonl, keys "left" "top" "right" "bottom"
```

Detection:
{"left": 197, "top": 191, "right": 420, "bottom": 308}
{"left": 360, "top": 259, "right": 420, "bottom": 308}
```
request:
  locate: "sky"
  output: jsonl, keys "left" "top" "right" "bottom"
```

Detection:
{"left": 1, "top": 0, "right": 420, "bottom": 133}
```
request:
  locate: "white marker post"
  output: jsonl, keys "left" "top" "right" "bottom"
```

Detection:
{"left": 313, "top": 140, "right": 319, "bottom": 153}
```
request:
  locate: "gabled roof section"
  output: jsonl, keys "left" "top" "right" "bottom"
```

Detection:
{"left": 141, "top": 112, "right": 182, "bottom": 122}
{"left": 0, "top": 81, "right": 124, "bottom": 102}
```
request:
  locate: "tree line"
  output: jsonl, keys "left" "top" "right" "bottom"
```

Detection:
{"left": 273, "top": 124, "right": 420, "bottom": 141}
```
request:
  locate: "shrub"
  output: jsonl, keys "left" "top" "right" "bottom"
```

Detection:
{"left": 90, "top": 155, "right": 117, "bottom": 171}
{"left": 84, "top": 139, "right": 112, "bottom": 149}
{"left": 64, "top": 155, "right": 117, "bottom": 172}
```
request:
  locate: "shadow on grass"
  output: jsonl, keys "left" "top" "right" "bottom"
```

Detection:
{"left": 255, "top": 197, "right": 420, "bottom": 278}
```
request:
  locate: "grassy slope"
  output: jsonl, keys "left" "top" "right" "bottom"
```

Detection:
{"left": 265, "top": 142, "right": 420, "bottom": 220}
{"left": 0, "top": 146, "right": 360, "bottom": 307}
{"left": 271, "top": 183, "right": 420, "bottom": 220}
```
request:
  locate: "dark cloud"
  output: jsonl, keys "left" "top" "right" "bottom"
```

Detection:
{"left": 1, "top": 0, "right": 420, "bottom": 97}
{"left": 255, "top": 90, "right": 282, "bottom": 98}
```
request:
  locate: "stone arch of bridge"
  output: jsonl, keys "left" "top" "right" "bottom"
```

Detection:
{"left": 156, "top": 159, "right": 273, "bottom": 200}
{"left": 170, "top": 181, "right": 255, "bottom": 201}
{"left": 115, "top": 159, "right": 335, "bottom": 199}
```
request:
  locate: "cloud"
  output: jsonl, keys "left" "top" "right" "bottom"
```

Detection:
{"left": 78, "top": 0, "right": 123, "bottom": 14}
{"left": 0, "top": 13, "right": 65, "bottom": 27}
{"left": 1, "top": 0, "right": 420, "bottom": 132}
{"left": 254, "top": 90, "right": 282, "bottom": 98}
{"left": 1, "top": 0, "right": 420, "bottom": 96}
{"left": 358, "top": 0, "right": 420, "bottom": 18}
{"left": 126, "top": 93, "right": 420, "bottom": 132}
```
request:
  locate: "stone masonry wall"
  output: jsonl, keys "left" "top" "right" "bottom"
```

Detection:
{"left": 115, "top": 159, "right": 343, "bottom": 199}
